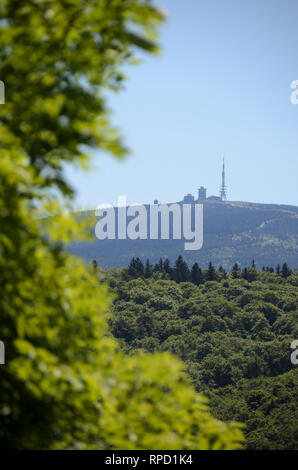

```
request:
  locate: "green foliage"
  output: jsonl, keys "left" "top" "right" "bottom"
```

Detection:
{"left": 208, "top": 370, "right": 298, "bottom": 450}
{"left": 107, "top": 267, "right": 298, "bottom": 449}
{"left": 0, "top": 0, "right": 163, "bottom": 195}
{"left": 206, "top": 261, "right": 217, "bottom": 281}
{"left": 101, "top": 353, "right": 243, "bottom": 450}
{"left": 281, "top": 263, "right": 292, "bottom": 279}
{"left": 0, "top": 0, "right": 243, "bottom": 450}
{"left": 191, "top": 262, "right": 204, "bottom": 286}
{"left": 173, "top": 255, "right": 190, "bottom": 283}
{"left": 0, "top": 171, "right": 244, "bottom": 449}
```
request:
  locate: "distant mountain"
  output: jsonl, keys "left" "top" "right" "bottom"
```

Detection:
{"left": 68, "top": 200, "right": 298, "bottom": 270}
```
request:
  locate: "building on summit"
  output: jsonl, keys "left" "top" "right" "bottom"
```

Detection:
{"left": 181, "top": 158, "right": 228, "bottom": 203}
{"left": 183, "top": 193, "right": 195, "bottom": 203}
{"left": 198, "top": 186, "right": 207, "bottom": 200}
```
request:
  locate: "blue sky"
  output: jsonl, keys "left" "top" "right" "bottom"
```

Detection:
{"left": 66, "top": 0, "right": 298, "bottom": 209}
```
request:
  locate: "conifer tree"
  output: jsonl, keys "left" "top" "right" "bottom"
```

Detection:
{"left": 218, "top": 265, "right": 227, "bottom": 278}
{"left": 163, "top": 258, "right": 171, "bottom": 274}
{"left": 281, "top": 262, "right": 292, "bottom": 279}
{"left": 191, "top": 262, "right": 203, "bottom": 286}
{"left": 145, "top": 259, "right": 153, "bottom": 279}
{"left": 231, "top": 263, "right": 241, "bottom": 279}
{"left": 242, "top": 267, "right": 248, "bottom": 280}
{"left": 128, "top": 257, "right": 144, "bottom": 278}
{"left": 206, "top": 261, "right": 216, "bottom": 281}
{"left": 174, "top": 256, "right": 190, "bottom": 283}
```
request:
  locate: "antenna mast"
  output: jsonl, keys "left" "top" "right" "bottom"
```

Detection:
{"left": 220, "top": 157, "right": 227, "bottom": 201}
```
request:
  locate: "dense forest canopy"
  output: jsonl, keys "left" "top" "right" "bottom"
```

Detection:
{"left": 103, "top": 257, "right": 298, "bottom": 450}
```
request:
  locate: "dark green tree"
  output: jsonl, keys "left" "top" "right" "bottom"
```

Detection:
{"left": 154, "top": 258, "right": 164, "bottom": 274}
{"left": 281, "top": 263, "right": 292, "bottom": 279}
{"left": 145, "top": 259, "right": 153, "bottom": 278}
{"left": 242, "top": 267, "right": 248, "bottom": 280}
{"left": 218, "top": 265, "right": 226, "bottom": 275}
{"left": 163, "top": 258, "right": 171, "bottom": 276}
{"left": 191, "top": 262, "right": 204, "bottom": 286}
{"left": 128, "top": 257, "right": 144, "bottom": 278}
{"left": 231, "top": 263, "right": 241, "bottom": 279}
{"left": 173, "top": 256, "right": 190, "bottom": 283}
{"left": 206, "top": 261, "right": 217, "bottom": 281}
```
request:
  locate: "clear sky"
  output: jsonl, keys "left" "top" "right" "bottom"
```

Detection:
{"left": 66, "top": 0, "right": 298, "bottom": 209}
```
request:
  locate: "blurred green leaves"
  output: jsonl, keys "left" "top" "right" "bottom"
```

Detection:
{"left": 0, "top": 0, "right": 164, "bottom": 195}
{"left": 0, "top": 0, "right": 244, "bottom": 450}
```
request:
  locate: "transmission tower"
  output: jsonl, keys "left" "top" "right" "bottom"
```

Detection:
{"left": 219, "top": 157, "right": 227, "bottom": 201}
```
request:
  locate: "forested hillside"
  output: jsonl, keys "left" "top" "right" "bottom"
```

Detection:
{"left": 69, "top": 200, "right": 298, "bottom": 270}
{"left": 102, "top": 258, "right": 298, "bottom": 450}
